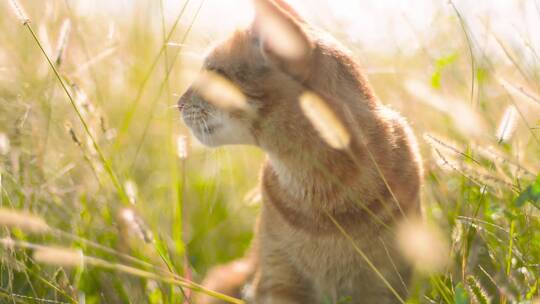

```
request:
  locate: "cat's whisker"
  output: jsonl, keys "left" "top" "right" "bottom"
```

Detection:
{"left": 200, "top": 119, "right": 213, "bottom": 148}
{"left": 204, "top": 111, "right": 219, "bottom": 120}
{"left": 201, "top": 119, "right": 210, "bottom": 134}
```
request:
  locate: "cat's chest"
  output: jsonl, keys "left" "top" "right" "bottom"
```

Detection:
{"left": 265, "top": 206, "right": 372, "bottom": 278}
{"left": 284, "top": 230, "right": 377, "bottom": 300}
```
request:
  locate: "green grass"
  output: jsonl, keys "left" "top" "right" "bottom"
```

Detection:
{"left": 0, "top": 0, "right": 539, "bottom": 303}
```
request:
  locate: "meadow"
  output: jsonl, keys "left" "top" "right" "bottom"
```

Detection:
{"left": 0, "top": 0, "right": 539, "bottom": 303}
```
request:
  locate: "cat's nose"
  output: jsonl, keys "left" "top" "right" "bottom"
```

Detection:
{"left": 177, "top": 88, "right": 193, "bottom": 112}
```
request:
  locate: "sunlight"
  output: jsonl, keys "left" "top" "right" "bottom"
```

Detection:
{"left": 70, "top": 0, "right": 540, "bottom": 57}
{"left": 2, "top": 0, "right": 539, "bottom": 302}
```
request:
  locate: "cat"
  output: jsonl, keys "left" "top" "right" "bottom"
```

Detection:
{"left": 178, "top": 0, "right": 423, "bottom": 303}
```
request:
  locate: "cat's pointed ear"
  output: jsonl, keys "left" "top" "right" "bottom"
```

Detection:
{"left": 251, "top": 0, "right": 314, "bottom": 80}
{"left": 268, "top": 0, "right": 306, "bottom": 23}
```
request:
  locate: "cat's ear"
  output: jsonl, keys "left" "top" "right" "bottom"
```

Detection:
{"left": 251, "top": 0, "right": 314, "bottom": 80}
{"left": 268, "top": 0, "right": 306, "bottom": 23}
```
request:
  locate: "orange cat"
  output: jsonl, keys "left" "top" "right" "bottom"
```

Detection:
{"left": 179, "top": 0, "right": 422, "bottom": 303}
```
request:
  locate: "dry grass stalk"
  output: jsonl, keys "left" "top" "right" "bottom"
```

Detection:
{"left": 33, "top": 246, "right": 83, "bottom": 268}
{"left": 432, "top": 147, "right": 511, "bottom": 192}
{"left": 426, "top": 133, "right": 534, "bottom": 179}
{"left": 0, "top": 208, "right": 49, "bottom": 233}
{"left": 424, "top": 133, "right": 476, "bottom": 163}
{"left": 458, "top": 162, "right": 515, "bottom": 189}
{"left": 2, "top": 239, "right": 242, "bottom": 303}
{"left": 82, "top": 255, "right": 244, "bottom": 304}
{"left": 498, "top": 77, "right": 540, "bottom": 107}
{"left": 472, "top": 145, "right": 535, "bottom": 178}
{"left": 299, "top": 91, "right": 350, "bottom": 150}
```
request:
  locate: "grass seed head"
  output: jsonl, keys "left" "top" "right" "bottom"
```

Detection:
{"left": 498, "top": 77, "right": 540, "bottom": 108}
{"left": 55, "top": 19, "right": 72, "bottom": 66}
{"left": 0, "top": 208, "right": 49, "bottom": 234}
{"left": 72, "top": 84, "right": 95, "bottom": 118}
{"left": 38, "top": 24, "right": 53, "bottom": 57}
{"left": 64, "top": 122, "right": 82, "bottom": 146}
{"left": 299, "top": 91, "right": 351, "bottom": 150}
{"left": 8, "top": 0, "right": 30, "bottom": 25}
{"left": 496, "top": 105, "right": 518, "bottom": 144}
{"left": 397, "top": 218, "right": 450, "bottom": 274}
{"left": 176, "top": 135, "right": 188, "bottom": 159}
{"left": 119, "top": 208, "right": 154, "bottom": 244}
{"left": 0, "top": 133, "right": 10, "bottom": 155}
{"left": 466, "top": 275, "right": 490, "bottom": 304}
{"left": 124, "top": 180, "right": 138, "bottom": 205}
{"left": 33, "top": 246, "right": 83, "bottom": 268}
{"left": 193, "top": 71, "right": 248, "bottom": 112}
{"left": 0, "top": 237, "right": 15, "bottom": 250}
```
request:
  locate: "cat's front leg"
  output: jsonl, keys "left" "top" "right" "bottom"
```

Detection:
{"left": 248, "top": 255, "right": 314, "bottom": 304}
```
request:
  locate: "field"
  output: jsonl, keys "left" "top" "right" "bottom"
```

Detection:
{"left": 0, "top": 0, "right": 539, "bottom": 303}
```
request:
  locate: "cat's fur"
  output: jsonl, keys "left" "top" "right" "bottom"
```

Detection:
{"left": 178, "top": 0, "right": 422, "bottom": 303}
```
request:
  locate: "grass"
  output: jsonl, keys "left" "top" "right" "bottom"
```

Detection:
{"left": 0, "top": 0, "right": 539, "bottom": 303}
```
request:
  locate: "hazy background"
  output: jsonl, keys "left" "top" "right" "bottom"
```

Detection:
{"left": 0, "top": 0, "right": 539, "bottom": 303}
{"left": 70, "top": 0, "right": 540, "bottom": 55}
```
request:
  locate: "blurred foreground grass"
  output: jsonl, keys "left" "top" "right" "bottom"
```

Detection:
{"left": 0, "top": 0, "right": 539, "bottom": 303}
